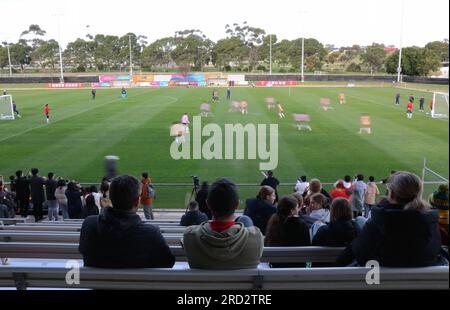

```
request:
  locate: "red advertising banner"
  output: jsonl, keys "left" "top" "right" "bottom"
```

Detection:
{"left": 256, "top": 81, "right": 298, "bottom": 86}
{"left": 47, "top": 83, "right": 85, "bottom": 88}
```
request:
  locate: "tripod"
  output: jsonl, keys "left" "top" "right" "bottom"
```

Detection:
{"left": 185, "top": 185, "right": 199, "bottom": 213}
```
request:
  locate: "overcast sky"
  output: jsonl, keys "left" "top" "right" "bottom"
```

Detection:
{"left": 0, "top": 0, "right": 448, "bottom": 48}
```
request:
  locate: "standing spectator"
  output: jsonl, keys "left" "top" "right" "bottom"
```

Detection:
{"left": 30, "top": 168, "right": 46, "bottom": 222}
{"left": 312, "top": 198, "right": 360, "bottom": 247}
{"left": 339, "top": 172, "right": 442, "bottom": 267}
{"left": 15, "top": 170, "right": 30, "bottom": 217}
{"left": 100, "top": 181, "right": 112, "bottom": 212}
{"left": 196, "top": 181, "right": 211, "bottom": 219}
{"left": 365, "top": 176, "right": 380, "bottom": 218}
{"left": 83, "top": 190, "right": 100, "bottom": 218}
{"left": 66, "top": 181, "right": 83, "bottom": 219}
{"left": 140, "top": 172, "right": 154, "bottom": 220}
{"left": 183, "top": 178, "right": 263, "bottom": 269}
{"left": 260, "top": 171, "right": 280, "bottom": 202}
{"left": 55, "top": 179, "right": 69, "bottom": 219}
{"left": 46, "top": 172, "right": 59, "bottom": 221}
{"left": 351, "top": 174, "right": 367, "bottom": 217}
{"left": 180, "top": 201, "right": 208, "bottom": 226}
{"left": 265, "top": 195, "right": 310, "bottom": 246}
{"left": 294, "top": 176, "right": 309, "bottom": 195}
{"left": 79, "top": 175, "right": 175, "bottom": 268}
{"left": 244, "top": 186, "right": 277, "bottom": 235}
{"left": 90, "top": 185, "right": 101, "bottom": 212}
{"left": 334, "top": 175, "right": 353, "bottom": 191}
{"left": 330, "top": 180, "right": 351, "bottom": 201}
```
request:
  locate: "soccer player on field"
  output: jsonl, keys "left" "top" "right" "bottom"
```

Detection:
{"left": 226, "top": 88, "right": 231, "bottom": 100}
{"left": 277, "top": 101, "right": 285, "bottom": 118}
{"left": 181, "top": 112, "right": 190, "bottom": 134}
{"left": 240, "top": 100, "right": 248, "bottom": 115}
{"left": 2, "top": 90, "right": 6, "bottom": 96}
{"left": 406, "top": 100, "right": 413, "bottom": 119}
{"left": 339, "top": 92, "right": 346, "bottom": 104}
{"left": 121, "top": 87, "right": 127, "bottom": 98}
{"left": 395, "top": 93, "right": 400, "bottom": 105}
{"left": 408, "top": 94, "right": 415, "bottom": 103}
{"left": 44, "top": 104, "right": 50, "bottom": 123}
{"left": 419, "top": 96, "right": 425, "bottom": 112}
{"left": 92, "top": 89, "right": 97, "bottom": 100}
{"left": 12, "top": 101, "right": 21, "bottom": 118}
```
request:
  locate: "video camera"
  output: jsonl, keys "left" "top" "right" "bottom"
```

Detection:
{"left": 191, "top": 175, "right": 200, "bottom": 190}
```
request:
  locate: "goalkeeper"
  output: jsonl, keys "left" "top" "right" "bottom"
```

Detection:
{"left": 13, "top": 101, "right": 22, "bottom": 118}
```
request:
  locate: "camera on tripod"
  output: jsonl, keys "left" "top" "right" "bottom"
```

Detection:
{"left": 191, "top": 175, "right": 200, "bottom": 190}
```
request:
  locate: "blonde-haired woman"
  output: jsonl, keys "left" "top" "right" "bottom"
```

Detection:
{"left": 338, "top": 172, "right": 443, "bottom": 267}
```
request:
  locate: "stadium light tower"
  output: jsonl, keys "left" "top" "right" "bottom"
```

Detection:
{"left": 128, "top": 34, "right": 133, "bottom": 78}
{"left": 269, "top": 34, "right": 272, "bottom": 75}
{"left": 397, "top": 0, "right": 405, "bottom": 83}
{"left": 52, "top": 13, "right": 65, "bottom": 83}
{"left": 298, "top": 10, "right": 308, "bottom": 83}
{"left": 2, "top": 41, "right": 13, "bottom": 77}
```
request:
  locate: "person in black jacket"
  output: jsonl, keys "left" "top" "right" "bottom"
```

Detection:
{"left": 195, "top": 181, "right": 211, "bottom": 219}
{"left": 15, "top": 170, "right": 30, "bottom": 217}
{"left": 337, "top": 172, "right": 443, "bottom": 267}
{"left": 313, "top": 198, "right": 360, "bottom": 247}
{"left": 46, "top": 172, "right": 59, "bottom": 221}
{"left": 65, "top": 181, "right": 83, "bottom": 219}
{"left": 244, "top": 186, "right": 277, "bottom": 235}
{"left": 261, "top": 171, "right": 280, "bottom": 202}
{"left": 180, "top": 201, "right": 209, "bottom": 226}
{"left": 265, "top": 195, "right": 310, "bottom": 246}
{"left": 79, "top": 175, "right": 175, "bottom": 268}
{"left": 83, "top": 192, "right": 99, "bottom": 218}
{"left": 29, "top": 168, "right": 46, "bottom": 222}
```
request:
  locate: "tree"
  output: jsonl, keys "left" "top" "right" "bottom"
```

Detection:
{"left": 32, "top": 39, "right": 59, "bottom": 69}
{"left": 141, "top": 37, "right": 175, "bottom": 70}
{"left": 0, "top": 46, "right": 8, "bottom": 69}
{"left": 212, "top": 37, "right": 248, "bottom": 69}
{"left": 288, "top": 38, "right": 327, "bottom": 71}
{"left": 425, "top": 40, "right": 449, "bottom": 62}
{"left": 361, "top": 44, "right": 387, "bottom": 73}
{"left": 9, "top": 39, "right": 31, "bottom": 71}
{"left": 170, "top": 30, "right": 213, "bottom": 71}
{"left": 385, "top": 47, "right": 441, "bottom": 76}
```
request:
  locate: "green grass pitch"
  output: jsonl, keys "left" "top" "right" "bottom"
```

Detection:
{"left": 0, "top": 86, "right": 448, "bottom": 208}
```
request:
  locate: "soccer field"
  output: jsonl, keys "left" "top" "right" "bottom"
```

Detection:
{"left": 0, "top": 86, "right": 448, "bottom": 208}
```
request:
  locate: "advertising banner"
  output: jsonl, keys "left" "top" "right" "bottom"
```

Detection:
{"left": 154, "top": 75, "right": 172, "bottom": 82}
{"left": 256, "top": 81, "right": 298, "bottom": 86}
{"left": 47, "top": 83, "right": 84, "bottom": 88}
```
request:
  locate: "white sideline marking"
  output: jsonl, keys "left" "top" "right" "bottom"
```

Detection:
{"left": 0, "top": 89, "right": 167, "bottom": 143}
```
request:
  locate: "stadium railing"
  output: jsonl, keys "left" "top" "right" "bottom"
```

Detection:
{"left": 0, "top": 218, "right": 29, "bottom": 225}
{"left": 0, "top": 264, "right": 447, "bottom": 290}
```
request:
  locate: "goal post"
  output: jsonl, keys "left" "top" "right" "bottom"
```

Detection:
{"left": 430, "top": 92, "right": 449, "bottom": 118}
{"left": 0, "top": 95, "right": 14, "bottom": 120}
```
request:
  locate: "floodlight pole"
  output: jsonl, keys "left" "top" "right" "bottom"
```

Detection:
{"left": 53, "top": 13, "right": 65, "bottom": 83}
{"left": 6, "top": 43, "right": 12, "bottom": 77}
{"left": 301, "top": 37, "right": 305, "bottom": 83}
{"left": 397, "top": 0, "right": 405, "bottom": 83}
{"left": 269, "top": 34, "right": 272, "bottom": 75}
{"left": 129, "top": 35, "right": 133, "bottom": 78}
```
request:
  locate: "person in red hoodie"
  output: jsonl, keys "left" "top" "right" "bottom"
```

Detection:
{"left": 140, "top": 172, "right": 154, "bottom": 220}
{"left": 406, "top": 100, "right": 413, "bottom": 119}
{"left": 330, "top": 181, "right": 351, "bottom": 201}
{"left": 44, "top": 104, "right": 50, "bottom": 123}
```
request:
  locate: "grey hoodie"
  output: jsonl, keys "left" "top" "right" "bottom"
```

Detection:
{"left": 183, "top": 221, "right": 264, "bottom": 269}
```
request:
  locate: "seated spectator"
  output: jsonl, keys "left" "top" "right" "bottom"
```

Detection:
{"left": 294, "top": 176, "right": 309, "bottom": 195}
{"left": 196, "top": 181, "right": 211, "bottom": 219}
{"left": 0, "top": 204, "right": 9, "bottom": 218}
{"left": 330, "top": 180, "right": 351, "bottom": 201}
{"left": 180, "top": 201, "right": 209, "bottom": 226}
{"left": 428, "top": 184, "right": 449, "bottom": 246}
{"left": 303, "top": 179, "right": 331, "bottom": 208}
{"left": 183, "top": 178, "right": 263, "bottom": 269}
{"left": 79, "top": 175, "right": 175, "bottom": 268}
{"left": 312, "top": 198, "right": 361, "bottom": 247}
{"left": 265, "top": 195, "right": 310, "bottom": 246}
{"left": 0, "top": 187, "right": 15, "bottom": 218}
{"left": 99, "top": 181, "right": 112, "bottom": 212}
{"left": 338, "top": 172, "right": 443, "bottom": 267}
{"left": 364, "top": 176, "right": 380, "bottom": 218}
{"left": 244, "top": 186, "right": 277, "bottom": 235}
{"left": 55, "top": 179, "right": 69, "bottom": 219}
{"left": 65, "top": 181, "right": 83, "bottom": 219}
{"left": 83, "top": 190, "right": 100, "bottom": 218}
{"left": 308, "top": 193, "right": 331, "bottom": 239}
{"left": 292, "top": 192, "right": 316, "bottom": 227}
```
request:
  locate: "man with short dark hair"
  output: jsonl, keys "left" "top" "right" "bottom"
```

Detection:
{"left": 30, "top": 168, "right": 46, "bottom": 222}
{"left": 183, "top": 178, "right": 263, "bottom": 269}
{"left": 261, "top": 170, "right": 280, "bottom": 202}
{"left": 79, "top": 175, "right": 175, "bottom": 268}
{"left": 180, "top": 201, "right": 208, "bottom": 226}
{"left": 46, "top": 172, "right": 59, "bottom": 221}
{"left": 15, "top": 170, "right": 30, "bottom": 217}
{"left": 352, "top": 174, "right": 367, "bottom": 217}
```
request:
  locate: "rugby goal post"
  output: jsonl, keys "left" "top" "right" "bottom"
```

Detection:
{"left": 0, "top": 95, "right": 14, "bottom": 120}
{"left": 430, "top": 92, "right": 449, "bottom": 118}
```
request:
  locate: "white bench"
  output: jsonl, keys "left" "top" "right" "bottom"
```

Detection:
{"left": 0, "top": 264, "right": 447, "bottom": 290}
{"left": 0, "top": 242, "right": 345, "bottom": 263}
{"left": 0, "top": 218, "right": 29, "bottom": 225}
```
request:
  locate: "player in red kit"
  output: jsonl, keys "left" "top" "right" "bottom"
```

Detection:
{"left": 44, "top": 104, "right": 50, "bottom": 124}
{"left": 406, "top": 101, "right": 413, "bottom": 119}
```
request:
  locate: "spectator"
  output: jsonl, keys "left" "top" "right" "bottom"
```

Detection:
{"left": 365, "top": 176, "right": 380, "bottom": 218}
{"left": 90, "top": 185, "right": 101, "bottom": 211}
{"left": 65, "top": 181, "right": 83, "bottom": 219}
{"left": 180, "top": 201, "right": 208, "bottom": 226}
{"left": 260, "top": 170, "right": 280, "bottom": 202}
{"left": 196, "top": 181, "right": 211, "bottom": 219}
{"left": 334, "top": 175, "right": 353, "bottom": 191}
{"left": 100, "top": 181, "right": 112, "bottom": 212}
{"left": 55, "top": 179, "right": 69, "bottom": 219}
{"left": 140, "top": 172, "right": 154, "bottom": 220}
{"left": 330, "top": 180, "right": 351, "bottom": 201}
{"left": 312, "top": 198, "right": 361, "bottom": 247}
{"left": 83, "top": 190, "right": 100, "bottom": 218}
{"left": 16, "top": 170, "right": 30, "bottom": 217}
{"left": 308, "top": 193, "right": 331, "bottom": 239}
{"left": 351, "top": 174, "right": 367, "bottom": 217}
{"left": 303, "top": 179, "right": 331, "bottom": 208}
{"left": 79, "top": 175, "right": 175, "bottom": 268}
{"left": 294, "top": 176, "right": 309, "bottom": 195}
{"left": 0, "top": 189, "right": 15, "bottom": 218}
{"left": 244, "top": 186, "right": 277, "bottom": 235}
{"left": 8, "top": 175, "right": 16, "bottom": 193}
{"left": 183, "top": 178, "right": 263, "bottom": 269}
{"left": 0, "top": 204, "right": 9, "bottom": 218}
{"left": 46, "top": 172, "right": 59, "bottom": 221}
{"left": 29, "top": 168, "right": 46, "bottom": 222}
{"left": 339, "top": 172, "right": 443, "bottom": 267}
{"left": 265, "top": 195, "right": 310, "bottom": 246}
{"left": 292, "top": 192, "right": 316, "bottom": 227}
{"left": 428, "top": 184, "right": 449, "bottom": 246}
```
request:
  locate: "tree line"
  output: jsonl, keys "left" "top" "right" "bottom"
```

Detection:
{"left": 0, "top": 23, "right": 448, "bottom": 76}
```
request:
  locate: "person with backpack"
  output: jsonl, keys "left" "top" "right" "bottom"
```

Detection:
{"left": 140, "top": 172, "right": 155, "bottom": 220}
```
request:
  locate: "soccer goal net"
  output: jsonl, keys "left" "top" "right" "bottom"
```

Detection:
{"left": 0, "top": 95, "right": 14, "bottom": 120}
{"left": 422, "top": 158, "right": 449, "bottom": 200}
{"left": 430, "top": 92, "right": 449, "bottom": 118}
